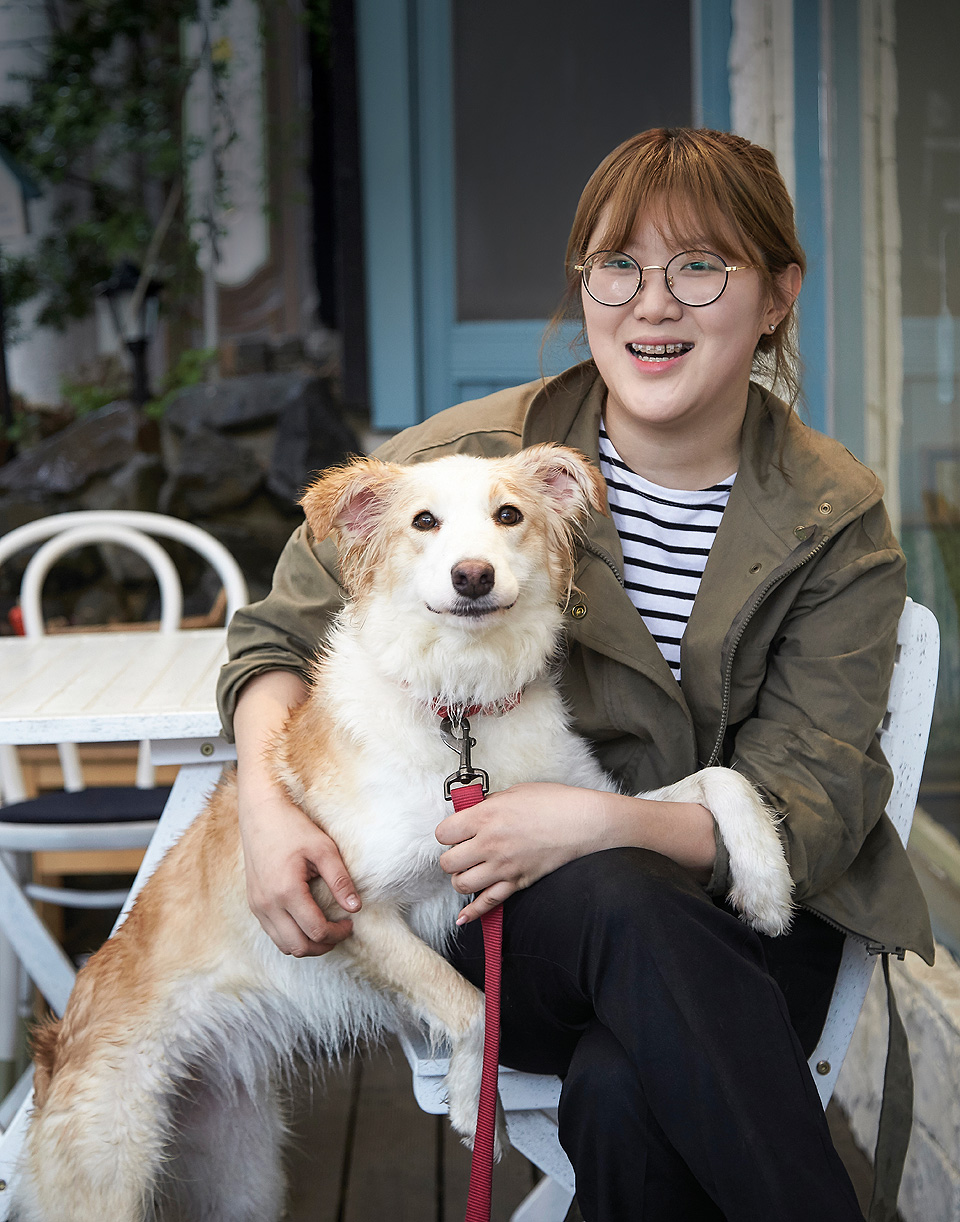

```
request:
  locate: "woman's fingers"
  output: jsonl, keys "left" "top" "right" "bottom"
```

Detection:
{"left": 312, "top": 838, "right": 362, "bottom": 914}
{"left": 455, "top": 880, "right": 519, "bottom": 926}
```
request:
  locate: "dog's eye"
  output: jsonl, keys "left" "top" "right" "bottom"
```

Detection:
{"left": 495, "top": 505, "right": 523, "bottom": 526}
{"left": 412, "top": 511, "right": 439, "bottom": 531}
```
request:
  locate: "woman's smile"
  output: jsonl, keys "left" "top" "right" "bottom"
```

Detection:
{"left": 581, "top": 219, "right": 785, "bottom": 483}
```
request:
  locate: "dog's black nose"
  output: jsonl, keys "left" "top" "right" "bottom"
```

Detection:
{"left": 451, "top": 560, "right": 495, "bottom": 600}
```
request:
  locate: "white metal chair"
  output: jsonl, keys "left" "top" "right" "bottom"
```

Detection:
{"left": 400, "top": 597, "right": 941, "bottom": 1222}
{"left": 0, "top": 510, "right": 248, "bottom": 1123}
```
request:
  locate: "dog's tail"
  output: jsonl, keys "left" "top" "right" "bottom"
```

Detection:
{"left": 29, "top": 1016, "right": 62, "bottom": 1107}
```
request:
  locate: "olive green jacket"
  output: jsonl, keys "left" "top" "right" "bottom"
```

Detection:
{"left": 218, "top": 362, "right": 933, "bottom": 963}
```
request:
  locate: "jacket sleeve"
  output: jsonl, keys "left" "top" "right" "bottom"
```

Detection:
{"left": 216, "top": 524, "right": 345, "bottom": 740}
{"left": 707, "top": 500, "right": 907, "bottom": 909}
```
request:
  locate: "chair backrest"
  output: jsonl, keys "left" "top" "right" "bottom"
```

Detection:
{"left": 807, "top": 597, "right": 940, "bottom": 1105}
{"left": 0, "top": 511, "right": 248, "bottom": 802}
{"left": 0, "top": 510, "right": 249, "bottom": 625}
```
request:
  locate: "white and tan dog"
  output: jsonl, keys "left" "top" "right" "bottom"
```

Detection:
{"left": 14, "top": 444, "right": 792, "bottom": 1222}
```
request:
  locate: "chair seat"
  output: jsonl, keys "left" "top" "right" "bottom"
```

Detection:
{"left": 0, "top": 786, "right": 172, "bottom": 825}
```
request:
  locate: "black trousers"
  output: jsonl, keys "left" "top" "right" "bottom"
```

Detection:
{"left": 447, "top": 847, "right": 865, "bottom": 1222}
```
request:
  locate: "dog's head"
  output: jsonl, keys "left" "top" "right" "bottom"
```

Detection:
{"left": 300, "top": 446, "right": 606, "bottom": 696}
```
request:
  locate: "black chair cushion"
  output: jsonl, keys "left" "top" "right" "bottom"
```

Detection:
{"left": 0, "top": 786, "right": 172, "bottom": 824}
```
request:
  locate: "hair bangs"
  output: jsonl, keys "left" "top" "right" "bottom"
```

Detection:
{"left": 572, "top": 140, "right": 760, "bottom": 269}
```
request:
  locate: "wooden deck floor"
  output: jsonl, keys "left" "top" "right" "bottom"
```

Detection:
{"left": 281, "top": 1035, "right": 543, "bottom": 1222}
{"left": 278, "top": 1036, "right": 880, "bottom": 1222}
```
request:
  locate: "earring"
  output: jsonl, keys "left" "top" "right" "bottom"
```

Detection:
{"left": 769, "top": 323, "right": 776, "bottom": 332}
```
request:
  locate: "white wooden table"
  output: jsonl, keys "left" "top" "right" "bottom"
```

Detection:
{"left": 0, "top": 628, "right": 235, "bottom": 1211}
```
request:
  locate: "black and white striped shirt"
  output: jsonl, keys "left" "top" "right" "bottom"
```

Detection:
{"left": 598, "top": 425, "right": 735, "bottom": 682}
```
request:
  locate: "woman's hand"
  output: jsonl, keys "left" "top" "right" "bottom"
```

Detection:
{"left": 435, "top": 782, "right": 610, "bottom": 924}
{"left": 238, "top": 785, "right": 360, "bottom": 957}
{"left": 233, "top": 669, "right": 361, "bottom": 957}
{"left": 435, "top": 782, "right": 716, "bottom": 925}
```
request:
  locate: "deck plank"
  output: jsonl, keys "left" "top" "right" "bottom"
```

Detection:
{"left": 279, "top": 1037, "right": 541, "bottom": 1221}
{"left": 442, "top": 1114, "right": 539, "bottom": 1221}
{"left": 342, "top": 1040, "right": 440, "bottom": 1222}
{"left": 283, "top": 1055, "right": 358, "bottom": 1222}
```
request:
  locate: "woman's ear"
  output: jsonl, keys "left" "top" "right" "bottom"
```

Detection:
{"left": 764, "top": 262, "right": 802, "bottom": 333}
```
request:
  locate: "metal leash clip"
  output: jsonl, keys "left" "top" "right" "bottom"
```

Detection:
{"left": 439, "top": 714, "right": 489, "bottom": 800}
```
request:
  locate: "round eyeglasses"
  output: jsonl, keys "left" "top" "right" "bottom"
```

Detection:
{"left": 575, "top": 249, "right": 753, "bottom": 308}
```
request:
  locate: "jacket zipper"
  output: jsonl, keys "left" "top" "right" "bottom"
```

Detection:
{"left": 706, "top": 532, "right": 833, "bottom": 767}
{"left": 799, "top": 902, "right": 905, "bottom": 958}
{"left": 582, "top": 539, "right": 624, "bottom": 586}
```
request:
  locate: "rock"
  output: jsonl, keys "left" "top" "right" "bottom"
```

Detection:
{"left": 79, "top": 453, "right": 166, "bottom": 514}
{"left": 70, "top": 583, "right": 130, "bottom": 628}
{"left": 163, "top": 373, "right": 359, "bottom": 452}
{"left": 195, "top": 495, "right": 300, "bottom": 601}
{"left": 159, "top": 427, "right": 264, "bottom": 518}
{"left": 0, "top": 492, "right": 81, "bottom": 596}
{"left": 0, "top": 402, "right": 147, "bottom": 496}
{"left": 267, "top": 377, "right": 360, "bottom": 504}
{"left": 164, "top": 372, "right": 297, "bottom": 433}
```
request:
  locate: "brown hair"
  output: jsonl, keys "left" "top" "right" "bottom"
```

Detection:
{"left": 548, "top": 127, "right": 806, "bottom": 407}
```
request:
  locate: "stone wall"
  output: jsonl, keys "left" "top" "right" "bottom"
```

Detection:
{"left": 0, "top": 372, "right": 360, "bottom": 628}
{"left": 835, "top": 945, "right": 960, "bottom": 1220}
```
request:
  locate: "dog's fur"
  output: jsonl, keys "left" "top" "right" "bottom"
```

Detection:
{"left": 14, "top": 444, "right": 793, "bottom": 1222}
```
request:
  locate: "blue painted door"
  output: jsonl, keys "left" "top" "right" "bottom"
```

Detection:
{"left": 356, "top": 0, "right": 696, "bottom": 430}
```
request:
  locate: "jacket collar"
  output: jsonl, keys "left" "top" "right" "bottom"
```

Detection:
{"left": 687, "top": 380, "right": 883, "bottom": 671}
{"left": 519, "top": 363, "right": 885, "bottom": 710}
{"left": 522, "top": 363, "right": 686, "bottom": 707}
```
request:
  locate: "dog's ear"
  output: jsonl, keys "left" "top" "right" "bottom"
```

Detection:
{"left": 300, "top": 457, "right": 402, "bottom": 544}
{"left": 513, "top": 444, "right": 609, "bottom": 520}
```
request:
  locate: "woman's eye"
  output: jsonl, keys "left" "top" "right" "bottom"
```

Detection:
{"left": 412, "top": 511, "right": 439, "bottom": 531}
{"left": 495, "top": 505, "right": 523, "bottom": 526}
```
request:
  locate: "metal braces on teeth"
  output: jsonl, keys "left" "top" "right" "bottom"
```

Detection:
{"left": 630, "top": 343, "right": 691, "bottom": 356}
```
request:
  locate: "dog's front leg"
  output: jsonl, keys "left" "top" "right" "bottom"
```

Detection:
{"left": 344, "top": 904, "right": 497, "bottom": 1150}
{"left": 638, "top": 766, "right": 794, "bottom": 935}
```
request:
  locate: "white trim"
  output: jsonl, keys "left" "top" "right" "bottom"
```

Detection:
{"left": 729, "top": 0, "right": 796, "bottom": 200}
{"left": 859, "top": 0, "right": 903, "bottom": 532}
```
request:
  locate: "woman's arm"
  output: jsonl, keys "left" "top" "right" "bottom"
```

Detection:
{"left": 436, "top": 784, "right": 715, "bottom": 924}
{"left": 234, "top": 669, "right": 361, "bottom": 956}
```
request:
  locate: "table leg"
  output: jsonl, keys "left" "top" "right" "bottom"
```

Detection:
{"left": 115, "top": 760, "right": 225, "bottom": 927}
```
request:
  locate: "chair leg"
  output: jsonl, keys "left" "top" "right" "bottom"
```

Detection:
{"left": 0, "top": 931, "right": 17, "bottom": 1067}
{"left": 0, "top": 852, "right": 76, "bottom": 1016}
{"left": 510, "top": 1174, "right": 575, "bottom": 1222}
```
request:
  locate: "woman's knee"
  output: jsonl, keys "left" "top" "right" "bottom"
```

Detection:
{"left": 558, "top": 1021, "right": 642, "bottom": 1148}
{"left": 534, "top": 846, "right": 711, "bottom": 928}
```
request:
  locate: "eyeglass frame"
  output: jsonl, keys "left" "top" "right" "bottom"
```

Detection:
{"left": 574, "top": 249, "right": 754, "bottom": 309}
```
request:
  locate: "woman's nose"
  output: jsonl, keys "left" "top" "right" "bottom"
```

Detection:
{"left": 632, "top": 271, "right": 683, "bottom": 323}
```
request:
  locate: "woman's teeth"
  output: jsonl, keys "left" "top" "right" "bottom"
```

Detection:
{"left": 628, "top": 342, "right": 693, "bottom": 362}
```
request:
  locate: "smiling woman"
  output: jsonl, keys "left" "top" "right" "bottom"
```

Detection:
{"left": 220, "top": 127, "right": 926, "bottom": 1222}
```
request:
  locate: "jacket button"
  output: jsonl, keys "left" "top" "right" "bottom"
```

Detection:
{"left": 818, "top": 502, "right": 833, "bottom": 515}
{"left": 571, "top": 603, "right": 587, "bottom": 619}
{"left": 794, "top": 525, "right": 810, "bottom": 539}
{"left": 749, "top": 562, "right": 762, "bottom": 574}
{"left": 816, "top": 1060, "right": 831, "bottom": 1075}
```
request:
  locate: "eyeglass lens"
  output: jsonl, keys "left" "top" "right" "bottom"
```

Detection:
{"left": 582, "top": 250, "right": 730, "bottom": 307}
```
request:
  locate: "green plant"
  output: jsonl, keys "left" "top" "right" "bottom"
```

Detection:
{"left": 0, "top": 0, "right": 231, "bottom": 339}
{"left": 146, "top": 346, "right": 218, "bottom": 418}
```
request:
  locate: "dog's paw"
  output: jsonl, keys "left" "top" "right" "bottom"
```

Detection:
{"left": 443, "top": 1018, "right": 506, "bottom": 1161}
{"left": 642, "top": 767, "right": 794, "bottom": 937}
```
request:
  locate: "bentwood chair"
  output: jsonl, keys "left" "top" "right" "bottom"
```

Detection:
{"left": 0, "top": 510, "right": 248, "bottom": 1124}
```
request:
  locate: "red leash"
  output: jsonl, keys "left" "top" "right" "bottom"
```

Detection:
{"left": 450, "top": 782, "right": 502, "bottom": 1222}
{"left": 440, "top": 713, "right": 502, "bottom": 1222}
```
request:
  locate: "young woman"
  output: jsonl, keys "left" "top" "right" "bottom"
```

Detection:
{"left": 218, "top": 128, "right": 932, "bottom": 1220}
